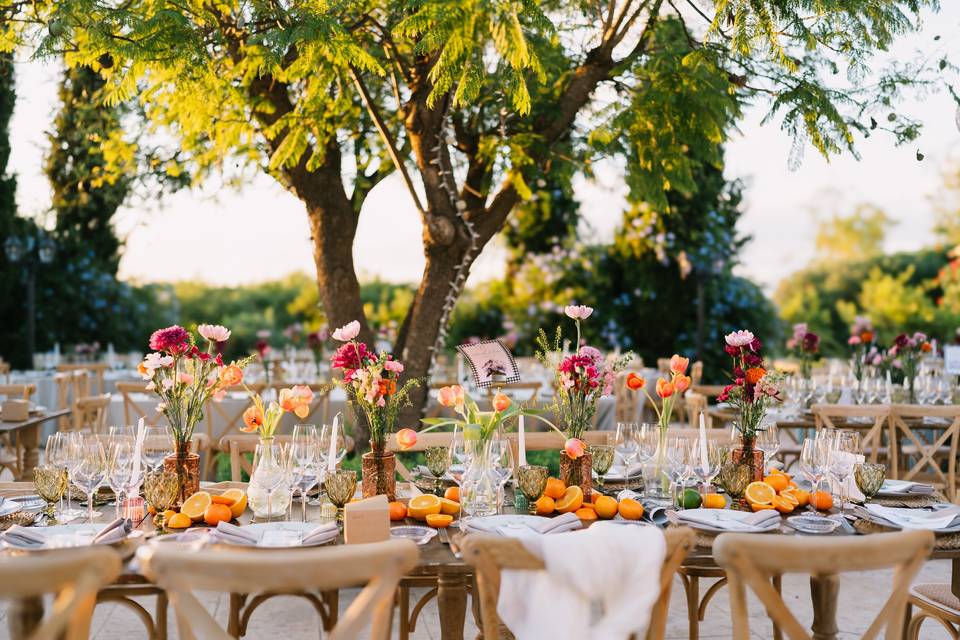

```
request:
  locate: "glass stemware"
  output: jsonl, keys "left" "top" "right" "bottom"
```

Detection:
{"left": 691, "top": 439, "right": 723, "bottom": 497}
{"left": 590, "top": 444, "right": 615, "bottom": 489}
{"left": 828, "top": 430, "right": 860, "bottom": 517}
{"left": 318, "top": 423, "right": 347, "bottom": 472}
{"left": 517, "top": 465, "right": 548, "bottom": 515}
{"left": 799, "top": 436, "right": 829, "bottom": 514}
{"left": 665, "top": 437, "right": 692, "bottom": 509}
{"left": 143, "top": 469, "right": 180, "bottom": 526}
{"left": 491, "top": 440, "right": 515, "bottom": 512}
{"left": 424, "top": 446, "right": 450, "bottom": 495}
{"left": 72, "top": 438, "right": 107, "bottom": 523}
{"left": 33, "top": 465, "right": 67, "bottom": 522}
{"left": 716, "top": 459, "right": 750, "bottom": 506}
{"left": 281, "top": 443, "right": 305, "bottom": 519}
{"left": 142, "top": 425, "right": 172, "bottom": 472}
{"left": 325, "top": 469, "right": 357, "bottom": 522}
{"left": 251, "top": 442, "right": 285, "bottom": 523}
{"left": 105, "top": 439, "right": 134, "bottom": 519}
{"left": 756, "top": 425, "right": 780, "bottom": 471}
{"left": 854, "top": 462, "right": 885, "bottom": 501}
{"left": 613, "top": 422, "right": 639, "bottom": 467}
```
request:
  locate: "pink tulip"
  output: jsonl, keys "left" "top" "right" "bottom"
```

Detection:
{"left": 332, "top": 320, "right": 361, "bottom": 342}
{"left": 396, "top": 428, "right": 417, "bottom": 450}
{"left": 669, "top": 354, "right": 689, "bottom": 375}
{"left": 437, "top": 385, "right": 465, "bottom": 411}
{"left": 564, "top": 438, "right": 586, "bottom": 459}
{"left": 564, "top": 305, "right": 594, "bottom": 320}
{"left": 674, "top": 374, "right": 691, "bottom": 394}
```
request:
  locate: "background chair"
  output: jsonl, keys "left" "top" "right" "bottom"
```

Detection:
{"left": 138, "top": 539, "right": 419, "bottom": 640}
{"left": 56, "top": 362, "right": 108, "bottom": 395}
{"left": 0, "top": 383, "right": 38, "bottom": 477}
{"left": 54, "top": 370, "right": 89, "bottom": 431}
{"left": 907, "top": 581, "right": 960, "bottom": 639}
{"left": 0, "top": 547, "right": 121, "bottom": 640}
{"left": 219, "top": 433, "right": 293, "bottom": 482}
{"left": 461, "top": 527, "right": 695, "bottom": 640}
{"left": 713, "top": 529, "right": 933, "bottom": 640}
{"left": 71, "top": 394, "right": 111, "bottom": 433}
{"left": 115, "top": 381, "right": 167, "bottom": 426}
{"left": 812, "top": 404, "right": 890, "bottom": 464}
{"left": 888, "top": 404, "right": 960, "bottom": 502}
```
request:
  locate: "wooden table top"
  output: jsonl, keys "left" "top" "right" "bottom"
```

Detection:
{"left": 0, "top": 409, "right": 71, "bottom": 433}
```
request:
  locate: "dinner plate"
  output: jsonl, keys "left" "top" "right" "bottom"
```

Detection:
{"left": 875, "top": 480, "right": 935, "bottom": 498}
{"left": 235, "top": 522, "right": 335, "bottom": 548}
{"left": 0, "top": 499, "right": 21, "bottom": 517}
{"left": 2, "top": 523, "right": 104, "bottom": 550}
{"left": 462, "top": 514, "right": 550, "bottom": 530}
{"left": 7, "top": 495, "right": 46, "bottom": 512}
{"left": 390, "top": 526, "right": 437, "bottom": 545}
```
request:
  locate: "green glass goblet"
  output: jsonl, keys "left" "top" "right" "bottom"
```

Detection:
{"left": 425, "top": 446, "right": 450, "bottom": 496}
{"left": 854, "top": 463, "right": 886, "bottom": 501}
{"left": 517, "top": 465, "right": 548, "bottom": 515}
{"left": 144, "top": 470, "right": 180, "bottom": 527}
{"left": 325, "top": 470, "right": 357, "bottom": 523}
{"left": 590, "top": 445, "right": 615, "bottom": 489}
{"left": 33, "top": 465, "right": 68, "bottom": 523}
{"left": 716, "top": 462, "right": 751, "bottom": 510}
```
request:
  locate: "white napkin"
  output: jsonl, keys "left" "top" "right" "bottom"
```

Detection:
{"left": 302, "top": 522, "right": 339, "bottom": 545}
{"left": 602, "top": 462, "right": 644, "bottom": 480}
{"left": 93, "top": 518, "right": 129, "bottom": 544}
{"left": 210, "top": 521, "right": 258, "bottom": 546}
{"left": 464, "top": 513, "right": 582, "bottom": 537}
{"left": 862, "top": 504, "right": 960, "bottom": 531}
{"left": 498, "top": 522, "right": 666, "bottom": 640}
{"left": 879, "top": 480, "right": 935, "bottom": 495}
{"left": 827, "top": 452, "right": 865, "bottom": 502}
{"left": 0, "top": 525, "right": 46, "bottom": 548}
{"left": 677, "top": 508, "right": 781, "bottom": 532}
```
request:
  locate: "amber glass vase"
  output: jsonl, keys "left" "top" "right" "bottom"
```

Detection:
{"left": 361, "top": 442, "right": 397, "bottom": 501}
{"left": 163, "top": 440, "right": 200, "bottom": 507}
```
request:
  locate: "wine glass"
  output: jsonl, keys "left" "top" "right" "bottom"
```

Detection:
{"left": 105, "top": 439, "right": 134, "bottom": 519}
{"left": 325, "top": 469, "right": 357, "bottom": 523}
{"left": 318, "top": 423, "right": 346, "bottom": 473}
{"left": 108, "top": 425, "right": 135, "bottom": 443}
{"left": 33, "top": 465, "right": 67, "bottom": 522}
{"left": 450, "top": 425, "right": 467, "bottom": 466}
{"left": 142, "top": 425, "right": 172, "bottom": 472}
{"left": 143, "top": 470, "right": 180, "bottom": 526}
{"left": 756, "top": 425, "right": 780, "bottom": 472}
{"left": 59, "top": 432, "right": 86, "bottom": 522}
{"left": 590, "top": 444, "right": 615, "bottom": 489}
{"left": 251, "top": 442, "right": 284, "bottom": 523}
{"left": 691, "top": 439, "right": 722, "bottom": 497}
{"left": 292, "top": 424, "right": 319, "bottom": 509}
{"left": 517, "top": 465, "right": 548, "bottom": 515}
{"left": 828, "top": 431, "right": 860, "bottom": 517}
{"left": 799, "top": 437, "right": 828, "bottom": 514}
{"left": 665, "top": 437, "right": 692, "bottom": 509}
{"left": 491, "top": 440, "right": 515, "bottom": 512}
{"left": 281, "top": 443, "right": 305, "bottom": 519}
{"left": 425, "top": 446, "right": 450, "bottom": 495}
{"left": 613, "top": 422, "right": 639, "bottom": 467}
{"left": 72, "top": 438, "right": 107, "bottom": 523}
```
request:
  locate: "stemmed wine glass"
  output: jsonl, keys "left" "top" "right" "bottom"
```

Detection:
{"left": 424, "top": 446, "right": 450, "bottom": 495}
{"left": 613, "top": 422, "right": 639, "bottom": 468}
{"left": 665, "top": 437, "right": 692, "bottom": 509}
{"left": 491, "top": 439, "right": 515, "bottom": 512}
{"left": 281, "top": 443, "right": 305, "bottom": 519}
{"left": 58, "top": 432, "right": 87, "bottom": 522}
{"left": 691, "top": 438, "right": 723, "bottom": 498}
{"left": 828, "top": 431, "right": 860, "bottom": 518}
{"left": 318, "top": 422, "right": 347, "bottom": 473}
{"left": 105, "top": 438, "right": 134, "bottom": 519}
{"left": 142, "top": 425, "right": 172, "bottom": 472}
{"left": 756, "top": 425, "right": 780, "bottom": 472}
{"left": 292, "top": 424, "right": 320, "bottom": 509}
{"left": 72, "top": 436, "right": 107, "bottom": 523}
{"left": 799, "top": 437, "right": 829, "bottom": 515}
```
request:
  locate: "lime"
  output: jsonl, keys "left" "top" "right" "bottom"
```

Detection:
{"left": 677, "top": 488, "right": 702, "bottom": 509}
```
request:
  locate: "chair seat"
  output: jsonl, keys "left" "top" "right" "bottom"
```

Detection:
{"left": 910, "top": 583, "right": 960, "bottom": 617}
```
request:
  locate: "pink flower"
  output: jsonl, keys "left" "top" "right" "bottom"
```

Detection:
{"left": 212, "top": 390, "right": 226, "bottom": 402}
{"left": 333, "top": 320, "right": 361, "bottom": 342}
{"left": 848, "top": 336, "right": 862, "bottom": 345}
{"left": 149, "top": 325, "right": 190, "bottom": 353}
{"left": 564, "top": 305, "right": 594, "bottom": 320}
{"left": 139, "top": 352, "right": 173, "bottom": 380}
{"left": 279, "top": 385, "right": 314, "bottom": 419}
{"left": 331, "top": 341, "right": 373, "bottom": 373}
{"left": 564, "top": 438, "right": 586, "bottom": 459}
{"left": 669, "top": 354, "right": 689, "bottom": 375}
{"left": 724, "top": 330, "right": 755, "bottom": 348}
{"left": 384, "top": 360, "right": 404, "bottom": 374}
{"left": 437, "top": 385, "right": 466, "bottom": 411}
{"left": 177, "top": 372, "right": 194, "bottom": 386}
{"left": 579, "top": 346, "right": 603, "bottom": 364}
{"left": 197, "top": 324, "right": 231, "bottom": 343}
{"left": 396, "top": 428, "right": 417, "bottom": 450}
{"left": 674, "top": 374, "right": 691, "bottom": 394}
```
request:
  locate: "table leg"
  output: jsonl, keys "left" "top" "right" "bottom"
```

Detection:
{"left": 19, "top": 424, "right": 40, "bottom": 480}
{"left": 437, "top": 571, "right": 468, "bottom": 640}
{"left": 8, "top": 596, "right": 43, "bottom": 638}
{"left": 952, "top": 558, "right": 960, "bottom": 600}
{"left": 810, "top": 573, "right": 839, "bottom": 640}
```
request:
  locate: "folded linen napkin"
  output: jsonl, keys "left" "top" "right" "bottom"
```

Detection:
{"left": 93, "top": 518, "right": 130, "bottom": 545}
{"left": 528, "top": 512, "right": 582, "bottom": 535}
{"left": 498, "top": 522, "right": 666, "bottom": 640}
{"left": 301, "top": 522, "right": 339, "bottom": 545}
{"left": 827, "top": 451, "right": 866, "bottom": 503}
{"left": 211, "top": 521, "right": 259, "bottom": 546}
{"left": 862, "top": 504, "right": 960, "bottom": 531}
{"left": 601, "top": 462, "right": 645, "bottom": 480}
{"left": 879, "top": 480, "right": 935, "bottom": 495}
{"left": 676, "top": 508, "right": 781, "bottom": 532}
{"left": 464, "top": 513, "right": 583, "bottom": 537}
{"left": 0, "top": 525, "right": 46, "bottom": 548}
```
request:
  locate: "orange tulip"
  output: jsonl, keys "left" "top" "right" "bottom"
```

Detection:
{"left": 745, "top": 367, "right": 766, "bottom": 385}
{"left": 279, "top": 385, "right": 314, "bottom": 419}
{"left": 564, "top": 438, "right": 586, "bottom": 459}
{"left": 921, "top": 342, "right": 933, "bottom": 353}
{"left": 492, "top": 392, "right": 511, "bottom": 412}
{"left": 396, "top": 428, "right": 418, "bottom": 450}
{"left": 241, "top": 405, "right": 264, "bottom": 432}
{"left": 438, "top": 385, "right": 465, "bottom": 410}
{"left": 674, "top": 374, "right": 691, "bottom": 394}
{"left": 669, "top": 354, "right": 689, "bottom": 375}
{"left": 656, "top": 378, "right": 674, "bottom": 399}
{"left": 625, "top": 372, "right": 645, "bottom": 391}
{"left": 218, "top": 364, "right": 243, "bottom": 387}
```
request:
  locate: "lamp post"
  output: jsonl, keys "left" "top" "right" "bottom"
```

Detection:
{"left": 4, "top": 231, "right": 56, "bottom": 365}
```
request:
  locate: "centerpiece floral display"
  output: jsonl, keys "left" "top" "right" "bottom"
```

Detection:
{"left": 890, "top": 331, "right": 932, "bottom": 404}
{"left": 330, "top": 320, "right": 422, "bottom": 500}
{"left": 140, "top": 324, "right": 251, "bottom": 503}
{"left": 535, "top": 305, "right": 632, "bottom": 499}
{"left": 786, "top": 322, "right": 819, "bottom": 379}
{"left": 718, "top": 329, "right": 784, "bottom": 483}
{"left": 848, "top": 316, "right": 876, "bottom": 392}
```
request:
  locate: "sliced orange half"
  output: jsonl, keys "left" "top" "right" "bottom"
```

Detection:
{"left": 744, "top": 481, "right": 776, "bottom": 505}
{"left": 180, "top": 491, "right": 212, "bottom": 522}
{"left": 555, "top": 486, "right": 584, "bottom": 513}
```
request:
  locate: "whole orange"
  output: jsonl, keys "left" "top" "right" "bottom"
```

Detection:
{"left": 594, "top": 496, "right": 619, "bottom": 519}
{"left": 575, "top": 507, "right": 598, "bottom": 521}
{"left": 764, "top": 474, "right": 789, "bottom": 492}
{"left": 389, "top": 501, "right": 407, "bottom": 521}
{"left": 544, "top": 477, "right": 566, "bottom": 500}
{"left": 444, "top": 486, "right": 460, "bottom": 503}
{"left": 535, "top": 495, "right": 556, "bottom": 515}
{"left": 701, "top": 494, "right": 726, "bottom": 509}
{"left": 203, "top": 503, "right": 233, "bottom": 526}
{"left": 792, "top": 489, "right": 810, "bottom": 507}
{"left": 810, "top": 491, "right": 833, "bottom": 511}
{"left": 617, "top": 498, "right": 644, "bottom": 520}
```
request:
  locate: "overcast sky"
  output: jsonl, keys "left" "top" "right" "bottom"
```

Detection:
{"left": 8, "top": 5, "right": 960, "bottom": 292}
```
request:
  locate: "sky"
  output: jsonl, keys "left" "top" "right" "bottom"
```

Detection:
{"left": 7, "top": 5, "right": 960, "bottom": 293}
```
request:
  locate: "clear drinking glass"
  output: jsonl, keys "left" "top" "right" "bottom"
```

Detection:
{"left": 251, "top": 442, "right": 285, "bottom": 523}
{"left": 59, "top": 432, "right": 86, "bottom": 521}
{"left": 613, "top": 422, "right": 639, "bottom": 467}
{"left": 828, "top": 431, "right": 860, "bottom": 517}
{"left": 318, "top": 423, "right": 346, "bottom": 471}
{"left": 691, "top": 439, "right": 722, "bottom": 496}
{"left": 665, "top": 437, "right": 692, "bottom": 509}
{"left": 105, "top": 439, "right": 134, "bottom": 519}
{"left": 756, "top": 425, "right": 780, "bottom": 470}
{"left": 281, "top": 443, "right": 305, "bottom": 519}
{"left": 72, "top": 438, "right": 107, "bottom": 523}
{"left": 292, "top": 424, "right": 319, "bottom": 509}
{"left": 142, "top": 425, "right": 172, "bottom": 472}
{"left": 491, "top": 440, "right": 515, "bottom": 512}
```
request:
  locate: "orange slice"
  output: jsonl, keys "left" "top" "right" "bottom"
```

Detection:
{"left": 751, "top": 502, "right": 776, "bottom": 512}
{"left": 426, "top": 513, "right": 453, "bottom": 528}
{"left": 745, "top": 482, "right": 776, "bottom": 506}
{"left": 439, "top": 498, "right": 460, "bottom": 516}
{"left": 407, "top": 494, "right": 443, "bottom": 521}
{"left": 180, "top": 491, "right": 212, "bottom": 522}
{"left": 221, "top": 489, "right": 247, "bottom": 518}
{"left": 555, "top": 486, "right": 584, "bottom": 513}
{"left": 211, "top": 494, "right": 236, "bottom": 506}
{"left": 772, "top": 495, "right": 794, "bottom": 514}
{"left": 778, "top": 490, "right": 800, "bottom": 507}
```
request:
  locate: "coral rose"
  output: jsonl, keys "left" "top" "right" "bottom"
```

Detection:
{"left": 437, "top": 385, "right": 465, "bottom": 411}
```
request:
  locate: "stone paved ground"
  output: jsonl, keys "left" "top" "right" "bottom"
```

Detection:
{"left": 0, "top": 557, "right": 953, "bottom": 639}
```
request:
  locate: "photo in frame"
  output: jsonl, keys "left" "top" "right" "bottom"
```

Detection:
{"left": 456, "top": 340, "right": 521, "bottom": 388}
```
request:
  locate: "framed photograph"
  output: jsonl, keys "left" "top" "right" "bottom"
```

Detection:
{"left": 456, "top": 340, "right": 521, "bottom": 388}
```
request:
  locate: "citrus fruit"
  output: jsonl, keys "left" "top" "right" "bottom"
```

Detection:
{"left": 444, "top": 486, "right": 460, "bottom": 502}
{"left": 787, "top": 480, "right": 799, "bottom": 490}
{"left": 203, "top": 503, "right": 233, "bottom": 526}
{"left": 426, "top": 513, "right": 453, "bottom": 528}
{"left": 575, "top": 507, "right": 598, "bottom": 521}
{"left": 763, "top": 474, "right": 789, "bottom": 492}
{"left": 388, "top": 501, "right": 407, "bottom": 521}
{"left": 555, "top": 486, "right": 584, "bottom": 513}
{"left": 181, "top": 491, "right": 212, "bottom": 522}
{"left": 791, "top": 489, "right": 810, "bottom": 507}
{"left": 221, "top": 489, "right": 247, "bottom": 518}
{"left": 810, "top": 491, "right": 834, "bottom": 511}
{"left": 677, "top": 488, "right": 702, "bottom": 509}
{"left": 161, "top": 509, "right": 177, "bottom": 523}
{"left": 778, "top": 491, "right": 800, "bottom": 508}
{"left": 439, "top": 498, "right": 460, "bottom": 516}
{"left": 535, "top": 495, "right": 556, "bottom": 515}
{"left": 407, "top": 494, "right": 443, "bottom": 521}
{"left": 772, "top": 495, "right": 794, "bottom": 514}
{"left": 702, "top": 494, "right": 726, "bottom": 509}
{"left": 751, "top": 502, "right": 776, "bottom": 512}
{"left": 594, "top": 496, "right": 619, "bottom": 519}
{"left": 166, "top": 513, "right": 192, "bottom": 529}
{"left": 211, "top": 494, "right": 236, "bottom": 506}
{"left": 618, "top": 498, "right": 644, "bottom": 520}
{"left": 745, "top": 482, "right": 776, "bottom": 505}
{"left": 544, "top": 477, "right": 566, "bottom": 500}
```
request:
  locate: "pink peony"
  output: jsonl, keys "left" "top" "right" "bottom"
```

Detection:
{"left": 724, "top": 330, "right": 755, "bottom": 348}
{"left": 333, "top": 320, "right": 361, "bottom": 342}
{"left": 384, "top": 359, "right": 404, "bottom": 374}
{"left": 579, "top": 346, "right": 604, "bottom": 364}
{"left": 149, "top": 325, "right": 190, "bottom": 353}
{"left": 564, "top": 305, "right": 594, "bottom": 320}
{"left": 331, "top": 341, "right": 373, "bottom": 373}
{"left": 197, "top": 324, "right": 231, "bottom": 343}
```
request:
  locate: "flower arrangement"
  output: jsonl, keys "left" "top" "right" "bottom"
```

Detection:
{"left": 627, "top": 355, "right": 691, "bottom": 433}
{"left": 329, "top": 320, "right": 422, "bottom": 451}
{"left": 419, "top": 384, "right": 521, "bottom": 445}
{"left": 241, "top": 385, "right": 315, "bottom": 440}
{"left": 139, "top": 324, "right": 250, "bottom": 446}
{"left": 848, "top": 316, "right": 876, "bottom": 387}
{"left": 307, "top": 326, "right": 329, "bottom": 378}
{"left": 535, "top": 305, "right": 633, "bottom": 454}
{"left": 717, "top": 329, "right": 783, "bottom": 440}
{"left": 890, "top": 331, "right": 931, "bottom": 403}
{"left": 786, "top": 322, "right": 819, "bottom": 379}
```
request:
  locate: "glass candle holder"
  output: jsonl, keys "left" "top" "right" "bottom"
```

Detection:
{"left": 425, "top": 446, "right": 450, "bottom": 495}
{"left": 854, "top": 463, "right": 886, "bottom": 500}
{"left": 33, "top": 465, "right": 67, "bottom": 522}
{"left": 325, "top": 470, "right": 357, "bottom": 522}
{"left": 144, "top": 470, "right": 180, "bottom": 526}
{"left": 517, "top": 465, "right": 548, "bottom": 515}
{"left": 590, "top": 445, "right": 615, "bottom": 489}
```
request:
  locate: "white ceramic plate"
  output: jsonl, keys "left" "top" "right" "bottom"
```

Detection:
{"left": 236, "top": 522, "right": 336, "bottom": 548}
{"left": 0, "top": 499, "right": 21, "bottom": 517}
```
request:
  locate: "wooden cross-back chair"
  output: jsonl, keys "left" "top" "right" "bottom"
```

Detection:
{"left": 0, "top": 384, "right": 37, "bottom": 480}
{"left": 0, "top": 383, "right": 35, "bottom": 401}
{"left": 461, "top": 527, "right": 695, "bottom": 640}
{"left": 614, "top": 371, "right": 641, "bottom": 424}
{"left": 219, "top": 433, "right": 293, "bottom": 482}
{"left": 56, "top": 362, "right": 109, "bottom": 395}
{"left": 139, "top": 539, "right": 419, "bottom": 640}
{"left": 714, "top": 529, "right": 934, "bottom": 640}
{"left": 0, "top": 360, "right": 10, "bottom": 384}
{"left": 690, "top": 361, "right": 704, "bottom": 386}
{"left": 888, "top": 404, "right": 960, "bottom": 502}
{"left": 486, "top": 382, "right": 542, "bottom": 402}
{"left": 114, "top": 382, "right": 167, "bottom": 426}
{"left": 54, "top": 371, "right": 89, "bottom": 431}
{"left": 685, "top": 393, "right": 709, "bottom": 429}
{"left": 71, "top": 394, "right": 111, "bottom": 433}
{"left": 812, "top": 404, "right": 891, "bottom": 464}
{"left": 0, "top": 547, "right": 122, "bottom": 640}
{"left": 202, "top": 384, "right": 266, "bottom": 480}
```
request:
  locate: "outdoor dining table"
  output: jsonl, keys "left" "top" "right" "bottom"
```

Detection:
{"left": 0, "top": 409, "right": 70, "bottom": 480}
{"left": 2, "top": 480, "right": 959, "bottom": 640}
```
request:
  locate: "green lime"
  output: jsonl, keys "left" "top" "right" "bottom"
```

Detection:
{"left": 677, "top": 488, "right": 702, "bottom": 509}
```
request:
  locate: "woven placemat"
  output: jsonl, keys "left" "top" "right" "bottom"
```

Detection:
{"left": 852, "top": 519, "right": 960, "bottom": 549}
{"left": 0, "top": 511, "right": 35, "bottom": 531}
{"left": 866, "top": 493, "right": 948, "bottom": 508}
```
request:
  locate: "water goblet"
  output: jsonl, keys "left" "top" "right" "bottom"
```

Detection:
{"left": 325, "top": 469, "right": 357, "bottom": 523}
{"left": 590, "top": 444, "right": 615, "bottom": 489}
{"left": 105, "top": 440, "right": 134, "bottom": 519}
{"left": 425, "top": 446, "right": 450, "bottom": 495}
{"left": 143, "top": 469, "right": 180, "bottom": 526}
{"left": 613, "top": 422, "right": 639, "bottom": 466}
{"left": 72, "top": 439, "right": 107, "bottom": 523}
{"left": 142, "top": 425, "right": 172, "bottom": 472}
{"left": 33, "top": 465, "right": 67, "bottom": 522}
{"left": 491, "top": 440, "right": 515, "bottom": 512}
{"left": 517, "top": 465, "right": 548, "bottom": 515}
{"left": 854, "top": 462, "right": 885, "bottom": 501}
{"left": 281, "top": 443, "right": 305, "bottom": 519}
{"left": 716, "top": 462, "right": 751, "bottom": 508}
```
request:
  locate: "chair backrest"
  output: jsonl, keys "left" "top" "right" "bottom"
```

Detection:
{"left": 0, "top": 383, "right": 36, "bottom": 401}
{"left": 487, "top": 382, "right": 542, "bottom": 403}
{"left": 689, "top": 361, "right": 704, "bottom": 386}
{"left": 691, "top": 384, "right": 727, "bottom": 399}
{"left": 0, "top": 547, "right": 121, "bottom": 640}
{"left": 0, "top": 360, "right": 10, "bottom": 384}
{"left": 887, "top": 404, "right": 960, "bottom": 501}
{"left": 685, "top": 393, "right": 708, "bottom": 429}
{"left": 204, "top": 384, "right": 266, "bottom": 449}
{"left": 138, "top": 539, "right": 419, "bottom": 640}
{"left": 219, "top": 433, "right": 293, "bottom": 482}
{"left": 56, "top": 363, "right": 108, "bottom": 395}
{"left": 72, "top": 394, "right": 111, "bottom": 433}
{"left": 461, "top": 526, "right": 695, "bottom": 640}
{"left": 55, "top": 371, "right": 89, "bottom": 430}
{"left": 714, "top": 529, "right": 934, "bottom": 640}
{"left": 811, "top": 404, "right": 891, "bottom": 464}
{"left": 114, "top": 382, "right": 167, "bottom": 426}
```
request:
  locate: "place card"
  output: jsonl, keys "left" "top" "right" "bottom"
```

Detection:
{"left": 344, "top": 495, "right": 390, "bottom": 545}
{"left": 1, "top": 400, "right": 28, "bottom": 421}
{"left": 456, "top": 339, "right": 521, "bottom": 388}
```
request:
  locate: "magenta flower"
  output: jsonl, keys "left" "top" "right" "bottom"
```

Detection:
{"left": 331, "top": 341, "right": 373, "bottom": 372}
{"left": 149, "top": 325, "right": 190, "bottom": 353}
